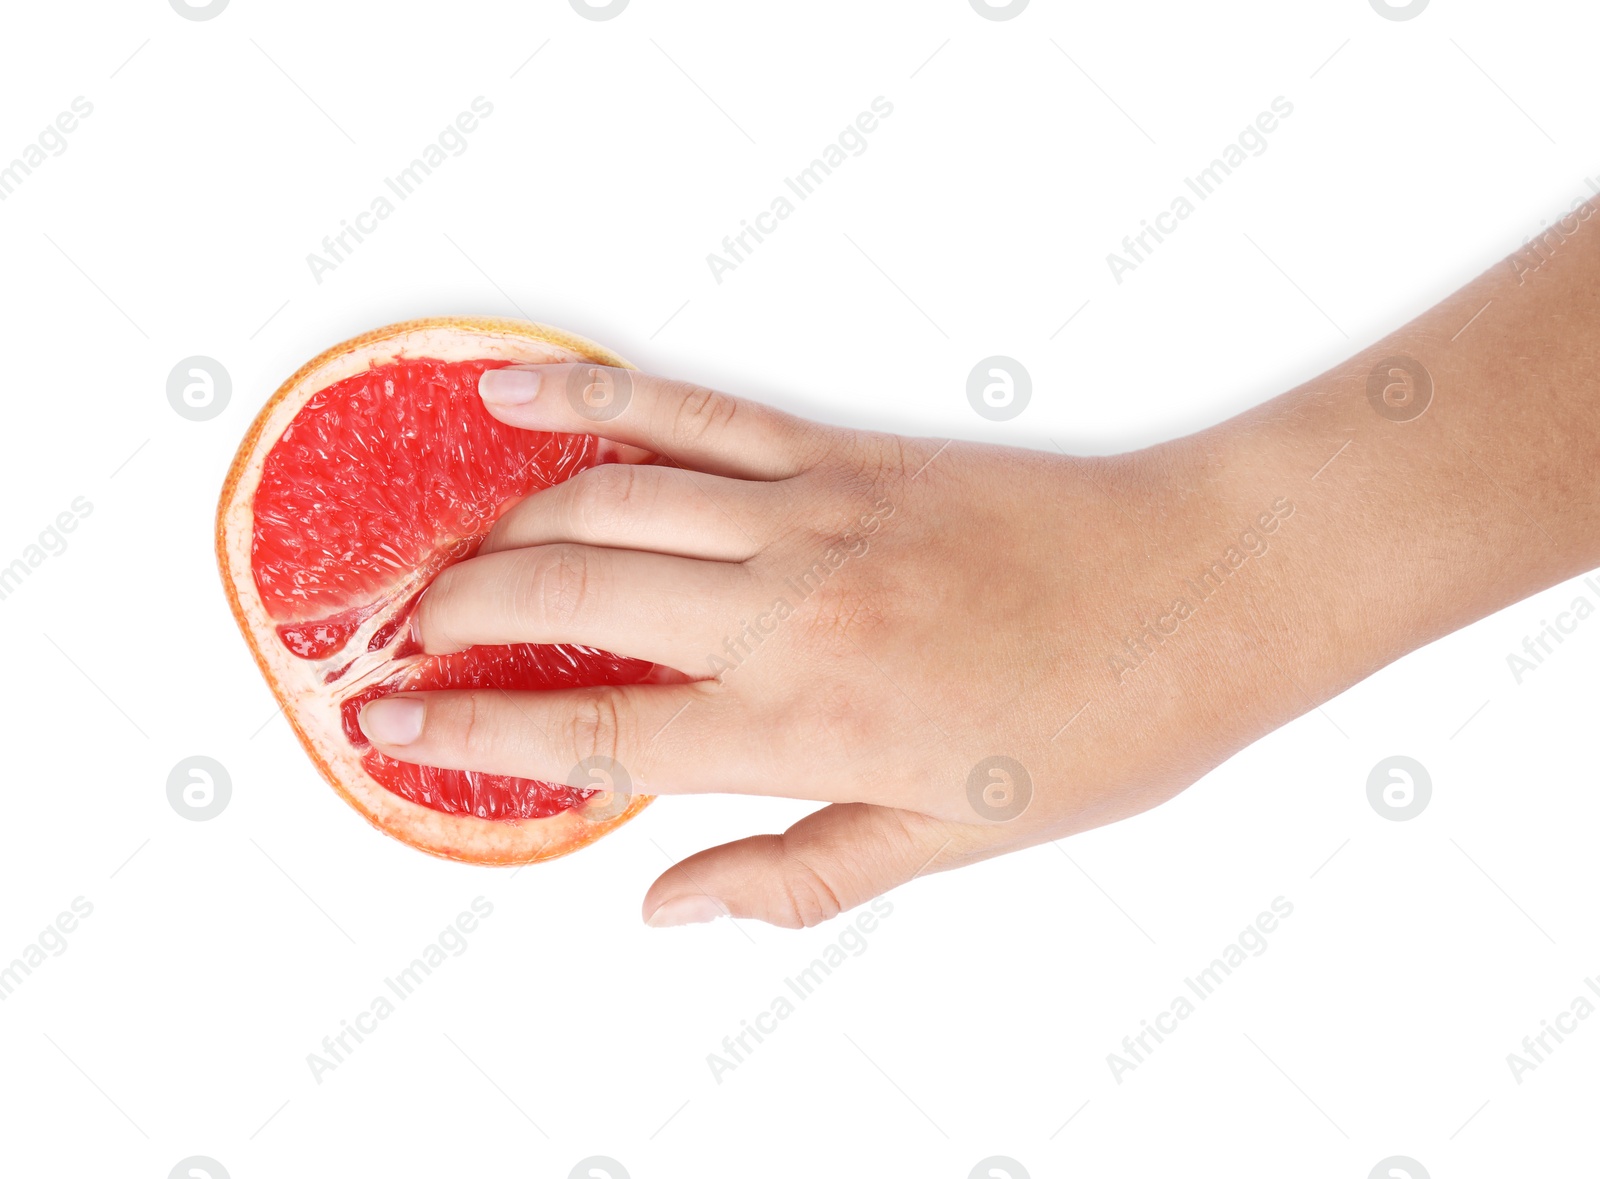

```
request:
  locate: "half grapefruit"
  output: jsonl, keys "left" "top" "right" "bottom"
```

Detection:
{"left": 217, "top": 317, "right": 654, "bottom": 864}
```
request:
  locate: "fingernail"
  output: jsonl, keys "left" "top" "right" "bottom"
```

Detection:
{"left": 646, "top": 895, "right": 727, "bottom": 928}
{"left": 360, "top": 697, "right": 425, "bottom": 745}
{"left": 479, "top": 366, "right": 541, "bottom": 405}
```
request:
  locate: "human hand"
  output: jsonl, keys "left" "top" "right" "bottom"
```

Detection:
{"left": 361, "top": 181, "right": 1600, "bottom": 936}
{"left": 356, "top": 363, "right": 1302, "bottom": 927}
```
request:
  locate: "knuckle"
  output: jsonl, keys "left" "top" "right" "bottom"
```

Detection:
{"left": 569, "top": 463, "right": 640, "bottom": 539}
{"left": 797, "top": 420, "right": 848, "bottom": 472}
{"left": 565, "top": 691, "right": 627, "bottom": 763}
{"left": 774, "top": 859, "right": 844, "bottom": 929}
{"left": 527, "top": 544, "right": 593, "bottom": 630}
{"left": 669, "top": 382, "right": 740, "bottom": 446}
{"left": 829, "top": 439, "right": 897, "bottom": 505}
{"left": 454, "top": 694, "right": 492, "bottom": 762}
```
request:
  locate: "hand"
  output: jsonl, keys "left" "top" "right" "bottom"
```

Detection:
{"left": 360, "top": 196, "right": 1600, "bottom": 930}
{"left": 357, "top": 362, "right": 1302, "bottom": 927}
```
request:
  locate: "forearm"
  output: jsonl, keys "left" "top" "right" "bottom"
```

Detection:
{"left": 1176, "top": 195, "right": 1600, "bottom": 734}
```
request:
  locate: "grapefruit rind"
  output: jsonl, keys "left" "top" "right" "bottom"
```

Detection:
{"left": 216, "top": 317, "right": 653, "bottom": 865}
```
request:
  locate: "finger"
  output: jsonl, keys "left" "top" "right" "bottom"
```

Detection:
{"left": 416, "top": 543, "right": 744, "bottom": 671}
{"left": 358, "top": 683, "right": 724, "bottom": 789}
{"left": 480, "top": 462, "right": 768, "bottom": 562}
{"left": 641, "top": 804, "right": 990, "bottom": 929}
{"left": 478, "top": 363, "right": 828, "bottom": 480}
{"left": 358, "top": 684, "right": 872, "bottom": 802}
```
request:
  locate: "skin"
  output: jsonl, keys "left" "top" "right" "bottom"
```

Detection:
{"left": 361, "top": 197, "right": 1600, "bottom": 929}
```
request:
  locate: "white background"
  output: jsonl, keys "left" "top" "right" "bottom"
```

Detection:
{"left": 1, "top": 1, "right": 1596, "bottom": 1176}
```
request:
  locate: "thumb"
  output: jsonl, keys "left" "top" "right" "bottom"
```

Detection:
{"left": 642, "top": 803, "right": 975, "bottom": 929}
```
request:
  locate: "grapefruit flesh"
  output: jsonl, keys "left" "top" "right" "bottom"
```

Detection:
{"left": 217, "top": 319, "right": 655, "bottom": 863}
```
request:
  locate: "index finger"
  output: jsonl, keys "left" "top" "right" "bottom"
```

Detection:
{"left": 477, "top": 363, "right": 830, "bottom": 480}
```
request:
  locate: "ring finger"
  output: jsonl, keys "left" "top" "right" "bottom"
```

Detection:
{"left": 416, "top": 542, "right": 748, "bottom": 673}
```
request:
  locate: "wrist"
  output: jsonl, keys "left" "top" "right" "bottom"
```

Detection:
{"left": 1106, "top": 423, "right": 1378, "bottom": 753}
